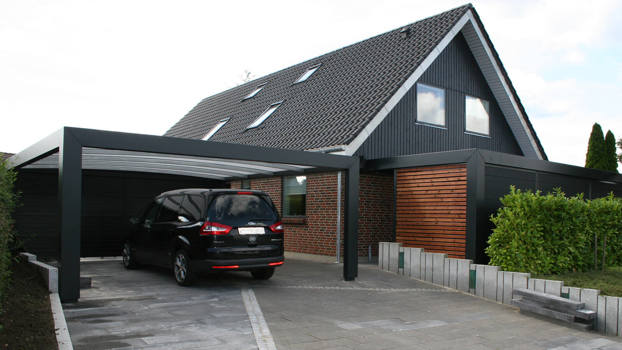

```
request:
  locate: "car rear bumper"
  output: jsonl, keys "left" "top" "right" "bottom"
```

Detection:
{"left": 192, "top": 255, "right": 284, "bottom": 272}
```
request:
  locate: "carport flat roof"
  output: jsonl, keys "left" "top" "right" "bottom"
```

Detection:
{"left": 8, "top": 127, "right": 361, "bottom": 302}
{"left": 22, "top": 147, "right": 314, "bottom": 180}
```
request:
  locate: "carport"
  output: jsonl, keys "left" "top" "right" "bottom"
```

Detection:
{"left": 8, "top": 127, "right": 360, "bottom": 302}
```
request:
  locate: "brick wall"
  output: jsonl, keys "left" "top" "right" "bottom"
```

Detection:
{"left": 229, "top": 171, "right": 394, "bottom": 257}
{"left": 358, "top": 172, "right": 394, "bottom": 256}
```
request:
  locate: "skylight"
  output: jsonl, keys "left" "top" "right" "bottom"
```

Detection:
{"left": 294, "top": 64, "right": 321, "bottom": 84}
{"left": 202, "top": 118, "right": 229, "bottom": 140}
{"left": 247, "top": 102, "right": 282, "bottom": 129}
{"left": 244, "top": 83, "right": 266, "bottom": 100}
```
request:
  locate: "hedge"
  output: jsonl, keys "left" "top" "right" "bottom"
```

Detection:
{"left": 486, "top": 186, "right": 622, "bottom": 275}
{"left": 0, "top": 159, "right": 18, "bottom": 314}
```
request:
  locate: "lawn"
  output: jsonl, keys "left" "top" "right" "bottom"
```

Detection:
{"left": 536, "top": 266, "right": 622, "bottom": 297}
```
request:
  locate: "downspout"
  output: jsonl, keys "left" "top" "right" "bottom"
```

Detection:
{"left": 336, "top": 171, "right": 342, "bottom": 263}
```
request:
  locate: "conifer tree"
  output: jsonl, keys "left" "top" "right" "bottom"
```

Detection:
{"left": 604, "top": 130, "right": 618, "bottom": 172}
{"left": 585, "top": 123, "right": 606, "bottom": 170}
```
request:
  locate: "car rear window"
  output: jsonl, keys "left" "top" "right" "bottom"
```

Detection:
{"left": 207, "top": 194, "right": 277, "bottom": 227}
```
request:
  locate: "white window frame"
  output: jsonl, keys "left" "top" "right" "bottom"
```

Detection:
{"left": 294, "top": 64, "right": 321, "bottom": 84}
{"left": 202, "top": 118, "right": 229, "bottom": 141}
{"left": 247, "top": 102, "right": 282, "bottom": 129}
{"left": 243, "top": 83, "right": 266, "bottom": 100}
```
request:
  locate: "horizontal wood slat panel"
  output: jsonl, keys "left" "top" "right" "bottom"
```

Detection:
{"left": 396, "top": 164, "right": 467, "bottom": 258}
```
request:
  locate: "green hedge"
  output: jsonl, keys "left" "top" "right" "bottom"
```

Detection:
{"left": 486, "top": 186, "right": 622, "bottom": 275}
{"left": 0, "top": 159, "right": 18, "bottom": 313}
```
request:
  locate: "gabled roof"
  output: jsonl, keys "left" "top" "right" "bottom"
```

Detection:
{"left": 164, "top": 4, "right": 547, "bottom": 160}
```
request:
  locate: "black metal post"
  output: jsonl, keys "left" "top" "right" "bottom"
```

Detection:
{"left": 465, "top": 150, "right": 485, "bottom": 262}
{"left": 344, "top": 157, "right": 359, "bottom": 280}
{"left": 58, "top": 128, "right": 82, "bottom": 302}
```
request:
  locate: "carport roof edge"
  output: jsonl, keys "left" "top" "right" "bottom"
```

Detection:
{"left": 9, "top": 127, "right": 358, "bottom": 179}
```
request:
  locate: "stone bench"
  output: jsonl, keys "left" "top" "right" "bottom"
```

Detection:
{"left": 512, "top": 288, "right": 596, "bottom": 330}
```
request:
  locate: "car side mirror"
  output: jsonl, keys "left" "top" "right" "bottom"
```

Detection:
{"left": 177, "top": 215, "right": 190, "bottom": 223}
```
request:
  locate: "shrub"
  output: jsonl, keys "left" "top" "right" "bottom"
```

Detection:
{"left": 487, "top": 187, "right": 622, "bottom": 274}
{"left": 587, "top": 195, "right": 622, "bottom": 267}
{"left": 0, "top": 159, "right": 18, "bottom": 312}
{"left": 486, "top": 187, "right": 591, "bottom": 274}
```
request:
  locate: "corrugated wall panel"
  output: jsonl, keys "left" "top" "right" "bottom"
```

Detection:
{"left": 357, "top": 33, "right": 523, "bottom": 160}
{"left": 396, "top": 164, "right": 467, "bottom": 258}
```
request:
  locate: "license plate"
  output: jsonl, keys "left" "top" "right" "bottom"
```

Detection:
{"left": 238, "top": 227, "right": 265, "bottom": 235}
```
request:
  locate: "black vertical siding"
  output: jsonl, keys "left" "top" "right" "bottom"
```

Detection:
{"left": 15, "top": 169, "right": 225, "bottom": 258}
{"left": 477, "top": 164, "right": 622, "bottom": 263}
{"left": 357, "top": 33, "right": 523, "bottom": 160}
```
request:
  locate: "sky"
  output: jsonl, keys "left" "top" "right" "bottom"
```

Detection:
{"left": 1, "top": 0, "right": 622, "bottom": 167}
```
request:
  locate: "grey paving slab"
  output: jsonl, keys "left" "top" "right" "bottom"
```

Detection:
{"left": 67, "top": 257, "right": 622, "bottom": 350}
{"left": 65, "top": 261, "right": 257, "bottom": 350}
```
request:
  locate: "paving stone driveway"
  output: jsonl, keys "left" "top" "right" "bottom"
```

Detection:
{"left": 65, "top": 257, "right": 622, "bottom": 350}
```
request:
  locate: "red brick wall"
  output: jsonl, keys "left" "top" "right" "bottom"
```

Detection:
{"left": 228, "top": 171, "right": 394, "bottom": 257}
{"left": 358, "top": 172, "right": 394, "bottom": 256}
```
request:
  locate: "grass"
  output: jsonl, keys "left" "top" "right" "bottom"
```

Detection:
{"left": 536, "top": 266, "right": 622, "bottom": 296}
{"left": 0, "top": 256, "right": 57, "bottom": 350}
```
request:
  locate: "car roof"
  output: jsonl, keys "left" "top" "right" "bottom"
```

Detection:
{"left": 157, "top": 188, "right": 268, "bottom": 197}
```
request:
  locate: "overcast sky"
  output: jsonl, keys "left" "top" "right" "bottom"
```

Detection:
{"left": 1, "top": 0, "right": 621, "bottom": 167}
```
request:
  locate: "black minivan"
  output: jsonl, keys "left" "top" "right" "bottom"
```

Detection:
{"left": 122, "top": 189, "right": 284, "bottom": 285}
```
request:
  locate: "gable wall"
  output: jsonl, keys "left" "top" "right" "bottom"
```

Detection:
{"left": 356, "top": 33, "right": 523, "bottom": 160}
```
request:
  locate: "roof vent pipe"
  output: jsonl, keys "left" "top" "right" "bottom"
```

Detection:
{"left": 400, "top": 27, "right": 411, "bottom": 38}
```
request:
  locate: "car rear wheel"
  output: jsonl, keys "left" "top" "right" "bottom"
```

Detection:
{"left": 251, "top": 267, "right": 274, "bottom": 280}
{"left": 122, "top": 242, "right": 138, "bottom": 269}
{"left": 173, "top": 250, "right": 195, "bottom": 286}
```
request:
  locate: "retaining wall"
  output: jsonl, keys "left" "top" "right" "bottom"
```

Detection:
{"left": 379, "top": 242, "right": 622, "bottom": 337}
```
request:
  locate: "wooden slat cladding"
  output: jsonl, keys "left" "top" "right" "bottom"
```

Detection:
{"left": 396, "top": 164, "right": 467, "bottom": 258}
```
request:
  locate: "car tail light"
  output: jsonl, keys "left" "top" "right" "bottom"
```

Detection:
{"left": 212, "top": 265, "right": 239, "bottom": 269}
{"left": 268, "top": 261, "right": 284, "bottom": 266}
{"left": 269, "top": 222, "right": 284, "bottom": 233}
{"left": 200, "top": 221, "right": 232, "bottom": 235}
{"left": 237, "top": 191, "right": 253, "bottom": 195}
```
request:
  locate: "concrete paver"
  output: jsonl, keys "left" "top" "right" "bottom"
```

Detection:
{"left": 65, "top": 257, "right": 622, "bottom": 350}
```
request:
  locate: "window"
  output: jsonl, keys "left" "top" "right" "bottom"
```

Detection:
{"left": 179, "top": 195, "right": 204, "bottom": 222}
{"left": 156, "top": 195, "right": 183, "bottom": 222}
{"left": 142, "top": 199, "right": 161, "bottom": 224}
{"left": 247, "top": 102, "right": 282, "bottom": 129}
{"left": 465, "top": 95, "right": 490, "bottom": 135}
{"left": 202, "top": 119, "right": 229, "bottom": 141}
{"left": 241, "top": 179, "right": 251, "bottom": 189}
{"left": 294, "top": 64, "right": 321, "bottom": 84}
{"left": 244, "top": 83, "right": 266, "bottom": 100}
{"left": 416, "top": 83, "right": 445, "bottom": 127}
{"left": 207, "top": 194, "right": 276, "bottom": 227}
{"left": 283, "top": 176, "right": 306, "bottom": 216}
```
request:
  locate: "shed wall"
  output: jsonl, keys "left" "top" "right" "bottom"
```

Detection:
{"left": 395, "top": 164, "right": 467, "bottom": 258}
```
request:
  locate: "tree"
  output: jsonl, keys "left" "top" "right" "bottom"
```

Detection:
{"left": 585, "top": 123, "right": 606, "bottom": 170}
{"left": 604, "top": 130, "right": 618, "bottom": 173}
{"left": 617, "top": 138, "right": 622, "bottom": 164}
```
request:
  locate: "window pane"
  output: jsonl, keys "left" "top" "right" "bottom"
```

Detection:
{"left": 283, "top": 176, "right": 306, "bottom": 216}
{"left": 179, "top": 195, "right": 204, "bottom": 221}
{"left": 416, "top": 84, "right": 445, "bottom": 126}
{"left": 207, "top": 194, "right": 276, "bottom": 227}
{"left": 241, "top": 179, "right": 251, "bottom": 189}
{"left": 295, "top": 64, "right": 320, "bottom": 83}
{"left": 202, "top": 119, "right": 228, "bottom": 141}
{"left": 465, "top": 96, "right": 490, "bottom": 135}
{"left": 247, "top": 103, "right": 281, "bottom": 129}
{"left": 156, "top": 195, "right": 183, "bottom": 222}
{"left": 244, "top": 83, "right": 266, "bottom": 99}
